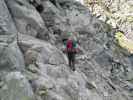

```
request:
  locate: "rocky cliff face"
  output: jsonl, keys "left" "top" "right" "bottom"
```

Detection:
{"left": 84, "top": 0, "right": 133, "bottom": 39}
{"left": 0, "top": 0, "right": 133, "bottom": 100}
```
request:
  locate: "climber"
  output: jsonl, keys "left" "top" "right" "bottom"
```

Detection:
{"left": 63, "top": 32, "right": 79, "bottom": 71}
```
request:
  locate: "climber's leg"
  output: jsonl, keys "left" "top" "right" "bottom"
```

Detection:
{"left": 67, "top": 52, "right": 72, "bottom": 67}
{"left": 71, "top": 52, "right": 76, "bottom": 71}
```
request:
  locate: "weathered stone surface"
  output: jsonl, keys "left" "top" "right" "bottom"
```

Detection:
{"left": 18, "top": 34, "right": 68, "bottom": 66}
{"left": 41, "top": 0, "right": 107, "bottom": 42}
{"left": 0, "top": 41, "right": 25, "bottom": 71}
{"left": 18, "top": 33, "right": 105, "bottom": 100}
{"left": 0, "top": 0, "right": 25, "bottom": 71}
{"left": 5, "top": 0, "right": 48, "bottom": 37}
{"left": 17, "top": 0, "right": 133, "bottom": 100}
{"left": 0, "top": 72, "right": 35, "bottom": 100}
{"left": 29, "top": 64, "right": 104, "bottom": 100}
{"left": 0, "top": 0, "right": 17, "bottom": 34}
{"left": 0, "top": 0, "right": 133, "bottom": 100}
{"left": 84, "top": 0, "right": 133, "bottom": 39}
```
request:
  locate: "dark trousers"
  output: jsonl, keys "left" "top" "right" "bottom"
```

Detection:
{"left": 67, "top": 52, "right": 76, "bottom": 71}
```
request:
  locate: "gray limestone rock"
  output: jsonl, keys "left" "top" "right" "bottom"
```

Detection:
{"left": 0, "top": 0, "right": 133, "bottom": 100}
{"left": 0, "top": 0, "right": 17, "bottom": 34}
{"left": 0, "top": 0, "right": 25, "bottom": 71}
{"left": 0, "top": 41, "right": 25, "bottom": 71}
{"left": 5, "top": 0, "right": 48, "bottom": 38}
{"left": 18, "top": 34, "right": 68, "bottom": 66}
{"left": 0, "top": 71, "right": 35, "bottom": 100}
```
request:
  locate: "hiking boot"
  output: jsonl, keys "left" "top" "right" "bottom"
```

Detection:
{"left": 72, "top": 65, "right": 75, "bottom": 71}
{"left": 72, "top": 67, "right": 76, "bottom": 71}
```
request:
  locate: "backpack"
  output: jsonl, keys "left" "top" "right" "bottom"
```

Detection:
{"left": 66, "top": 39, "right": 77, "bottom": 52}
{"left": 67, "top": 40, "right": 73, "bottom": 49}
